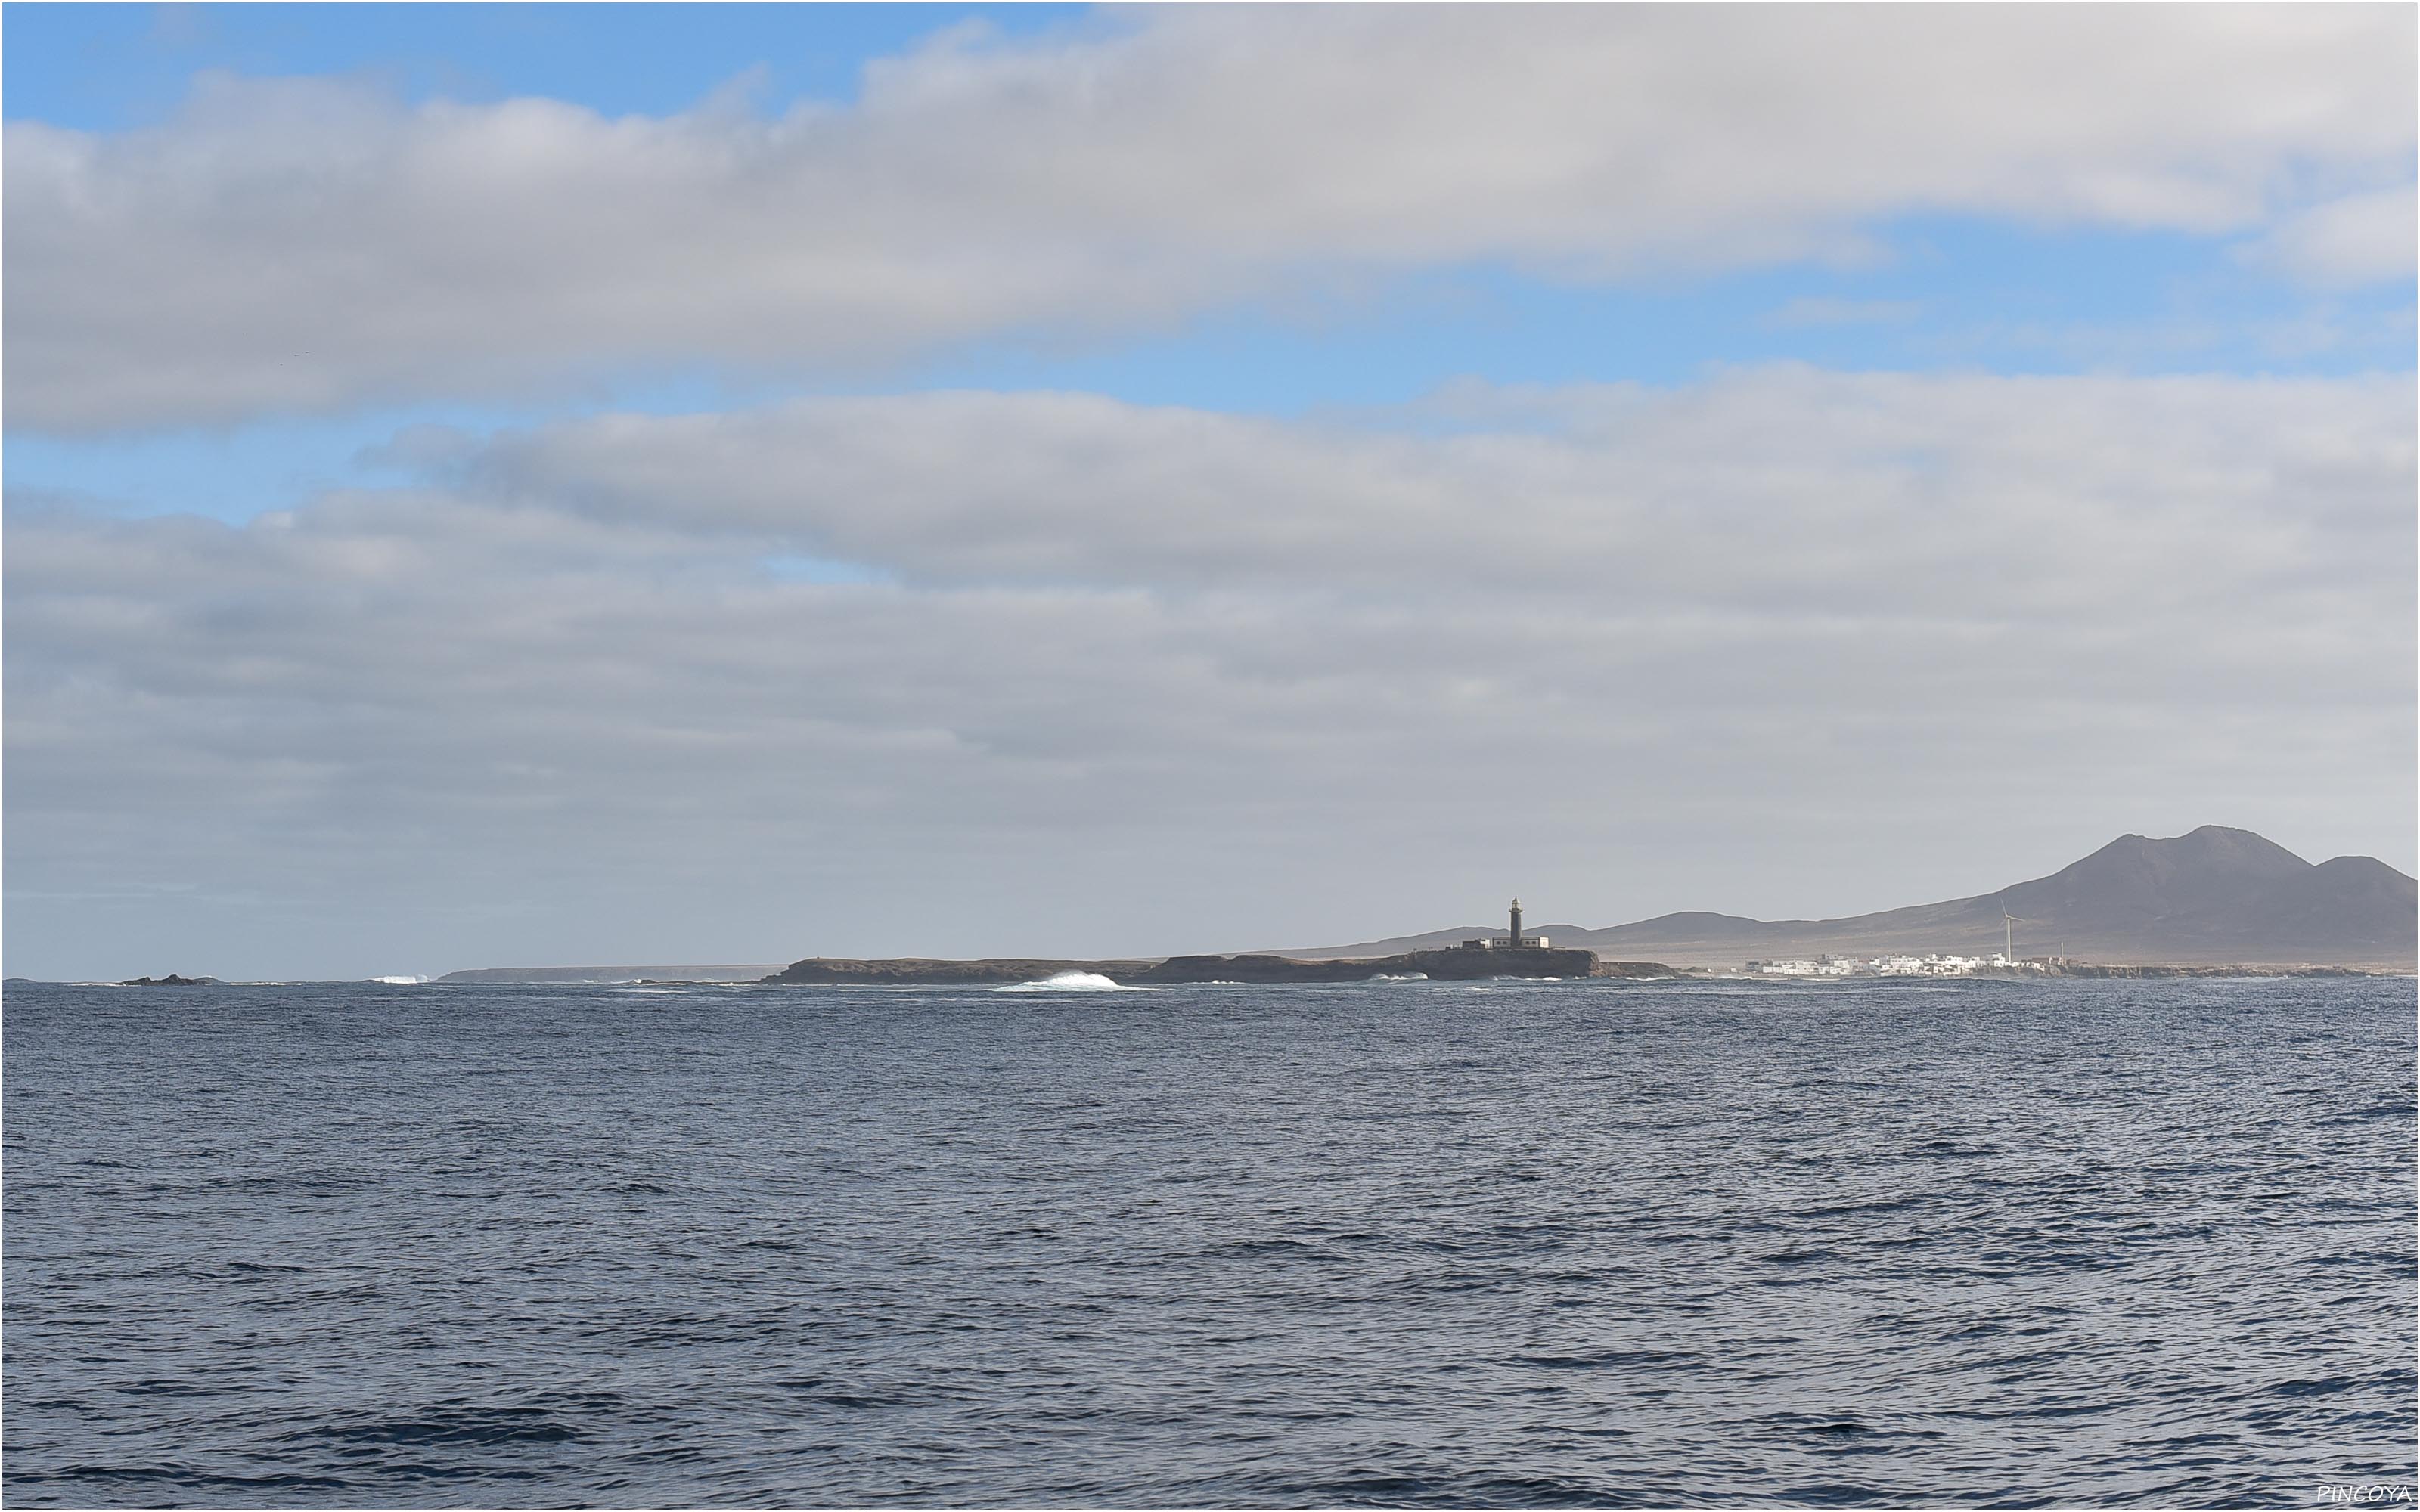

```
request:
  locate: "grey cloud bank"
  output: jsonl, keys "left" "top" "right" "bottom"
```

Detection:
{"left": 7, "top": 5, "right": 2412, "bottom": 431}
{"left": 8, "top": 372, "right": 2411, "bottom": 981}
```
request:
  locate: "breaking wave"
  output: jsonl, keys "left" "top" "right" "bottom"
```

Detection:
{"left": 994, "top": 971, "right": 1137, "bottom": 993}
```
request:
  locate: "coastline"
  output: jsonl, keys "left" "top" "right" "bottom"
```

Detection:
{"left": 763, "top": 948, "right": 1677, "bottom": 986}
{"left": 755, "top": 953, "right": 2400, "bottom": 987}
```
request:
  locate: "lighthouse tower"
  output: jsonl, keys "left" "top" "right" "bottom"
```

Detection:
{"left": 1463, "top": 897, "right": 1547, "bottom": 950}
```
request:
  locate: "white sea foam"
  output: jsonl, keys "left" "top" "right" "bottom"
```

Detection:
{"left": 1373, "top": 973, "right": 1429, "bottom": 981}
{"left": 995, "top": 971, "right": 1136, "bottom": 993}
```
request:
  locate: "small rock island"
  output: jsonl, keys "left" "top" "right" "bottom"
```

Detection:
{"left": 763, "top": 900, "right": 1674, "bottom": 985}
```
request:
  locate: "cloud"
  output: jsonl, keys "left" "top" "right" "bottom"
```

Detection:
{"left": 2248, "top": 185, "right": 2419, "bottom": 287}
{"left": 6, "top": 368, "right": 2412, "bottom": 978}
{"left": 8, "top": 6, "right": 2413, "bottom": 431}
{"left": 448, "top": 369, "right": 2417, "bottom": 634}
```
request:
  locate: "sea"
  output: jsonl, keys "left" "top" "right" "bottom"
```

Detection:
{"left": 4, "top": 974, "right": 2413, "bottom": 1507}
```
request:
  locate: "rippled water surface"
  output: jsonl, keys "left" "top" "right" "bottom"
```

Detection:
{"left": 6, "top": 976, "right": 2414, "bottom": 1506}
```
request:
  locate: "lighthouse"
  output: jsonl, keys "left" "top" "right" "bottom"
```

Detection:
{"left": 1461, "top": 897, "right": 1548, "bottom": 950}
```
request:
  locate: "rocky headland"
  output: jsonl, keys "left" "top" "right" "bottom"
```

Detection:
{"left": 762, "top": 948, "right": 1677, "bottom": 986}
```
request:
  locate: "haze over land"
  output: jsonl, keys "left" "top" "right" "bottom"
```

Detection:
{"left": 5, "top": 7, "right": 2412, "bottom": 982}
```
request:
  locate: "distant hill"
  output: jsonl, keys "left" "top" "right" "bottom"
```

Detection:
{"left": 1280, "top": 827, "right": 2416, "bottom": 969}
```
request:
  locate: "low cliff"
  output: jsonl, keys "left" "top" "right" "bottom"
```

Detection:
{"left": 763, "top": 947, "right": 1674, "bottom": 986}
{"left": 1137, "top": 953, "right": 1404, "bottom": 983}
{"left": 1588, "top": 959, "right": 1689, "bottom": 978}
{"left": 1140, "top": 947, "right": 1606, "bottom": 982}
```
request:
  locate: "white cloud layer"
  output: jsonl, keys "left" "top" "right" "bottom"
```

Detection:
{"left": 8, "top": 370, "right": 2412, "bottom": 978}
{"left": 2251, "top": 184, "right": 2420, "bottom": 287}
{"left": 8, "top": 5, "right": 2412, "bottom": 430}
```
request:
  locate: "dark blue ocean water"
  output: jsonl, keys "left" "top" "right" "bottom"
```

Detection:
{"left": 4, "top": 975, "right": 2413, "bottom": 1507}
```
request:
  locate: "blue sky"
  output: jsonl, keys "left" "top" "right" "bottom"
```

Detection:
{"left": 6, "top": 5, "right": 2413, "bottom": 977}
{"left": 5, "top": 2, "right": 1091, "bottom": 129}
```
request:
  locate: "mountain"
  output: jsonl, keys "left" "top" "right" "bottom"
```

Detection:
{"left": 1280, "top": 827, "right": 2415, "bottom": 968}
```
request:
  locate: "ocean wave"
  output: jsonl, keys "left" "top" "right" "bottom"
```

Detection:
{"left": 994, "top": 971, "right": 1138, "bottom": 993}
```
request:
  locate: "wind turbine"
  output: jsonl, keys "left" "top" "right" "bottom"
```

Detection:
{"left": 2002, "top": 912, "right": 2043, "bottom": 962}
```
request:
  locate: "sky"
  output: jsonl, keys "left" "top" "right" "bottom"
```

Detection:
{"left": 5, "top": 3, "right": 2415, "bottom": 982}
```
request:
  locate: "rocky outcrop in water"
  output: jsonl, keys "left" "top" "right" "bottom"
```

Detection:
{"left": 117, "top": 974, "right": 219, "bottom": 987}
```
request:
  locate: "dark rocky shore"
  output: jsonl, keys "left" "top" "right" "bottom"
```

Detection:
{"left": 763, "top": 948, "right": 1680, "bottom": 986}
